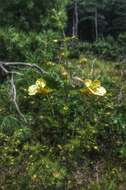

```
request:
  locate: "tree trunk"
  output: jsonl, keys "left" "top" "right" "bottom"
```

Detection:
{"left": 72, "top": 0, "right": 78, "bottom": 36}
{"left": 95, "top": 7, "right": 98, "bottom": 40}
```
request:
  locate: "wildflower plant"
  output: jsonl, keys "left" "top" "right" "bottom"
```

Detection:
{"left": 28, "top": 36, "right": 107, "bottom": 99}
{"left": 28, "top": 79, "right": 52, "bottom": 96}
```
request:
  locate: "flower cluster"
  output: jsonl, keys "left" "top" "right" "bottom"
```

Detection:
{"left": 28, "top": 77, "right": 106, "bottom": 97}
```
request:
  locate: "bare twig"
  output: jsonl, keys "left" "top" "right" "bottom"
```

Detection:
{"left": 2, "top": 62, "right": 47, "bottom": 75}
{"left": 0, "top": 61, "right": 47, "bottom": 123}
{"left": 10, "top": 74, "right": 27, "bottom": 123}
{"left": 73, "top": 76, "right": 84, "bottom": 83}
{"left": 0, "top": 64, "right": 21, "bottom": 76}
{"left": 0, "top": 64, "right": 9, "bottom": 74}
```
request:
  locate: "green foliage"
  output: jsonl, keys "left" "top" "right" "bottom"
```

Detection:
{"left": 0, "top": 130, "right": 66, "bottom": 189}
{"left": 0, "top": 0, "right": 68, "bottom": 32}
{"left": 0, "top": 27, "right": 60, "bottom": 62}
{"left": 0, "top": 53, "right": 126, "bottom": 189}
{"left": 73, "top": 37, "right": 126, "bottom": 60}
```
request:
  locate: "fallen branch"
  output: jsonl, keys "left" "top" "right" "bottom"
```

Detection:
{"left": 0, "top": 61, "right": 47, "bottom": 75}
{"left": 0, "top": 61, "right": 47, "bottom": 123}
{"left": 10, "top": 74, "right": 27, "bottom": 123}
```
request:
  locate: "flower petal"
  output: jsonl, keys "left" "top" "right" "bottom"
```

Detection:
{"left": 37, "top": 88, "right": 52, "bottom": 95}
{"left": 84, "top": 79, "right": 92, "bottom": 87}
{"left": 80, "top": 88, "right": 91, "bottom": 94}
{"left": 36, "top": 79, "right": 46, "bottom": 88}
{"left": 91, "top": 80, "right": 101, "bottom": 89}
{"left": 91, "top": 86, "right": 107, "bottom": 96}
{"left": 79, "top": 58, "right": 88, "bottom": 64}
{"left": 28, "top": 85, "right": 38, "bottom": 96}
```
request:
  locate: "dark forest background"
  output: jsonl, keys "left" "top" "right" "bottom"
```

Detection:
{"left": 0, "top": 0, "right": 126, "bottom": 39}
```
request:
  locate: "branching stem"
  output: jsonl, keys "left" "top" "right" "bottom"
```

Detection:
{"left": 0, "top": 61, "right": 47, "bottom": 123}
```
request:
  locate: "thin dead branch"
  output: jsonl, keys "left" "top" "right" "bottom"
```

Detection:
{"left": 0, "top": 61, "right": 47, "bottom": 123}
{"left": 1, "top": 62, "right": 47, "bottom": 75}
{"left": 10, "top": 74, "right": 27, "bottom": 123}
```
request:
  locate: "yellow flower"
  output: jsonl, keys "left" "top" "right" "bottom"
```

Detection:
{"left": 81, "top": 79, "right": 106, "bottom": 96}
{"left": 28, "top": 79, "right": 52, "bottom": 96}
{"left": 46, "top": 61, "right": 55, "bottom": 66}
{"left": 63, "top": 105, "right": 69, "bottom": 111}
{"left": 59, "top": 50, "right": 69, "bottom": 58}
{"left": 52, "top": 171, "right": 61, "bottom": 178}
{"left": 78, "top": 57, "right": 88, "bottom": 64}
{"left": 59, "top": 51, "right": 65, "bottom": 57}
{"left": 60, "top": 66, "right": 69, "bottom": 78}
{"left": 53, "top": 39, "right": 58, "bottom": 43}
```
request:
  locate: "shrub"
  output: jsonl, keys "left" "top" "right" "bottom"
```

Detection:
{"left": 0, "top": 35, "right": 126, "bottom": 189}
{"left": 71, "top": 37, "right": 126, "bottom": 61}
{"left": 0, "top": 27, "right": 60, "bottom": 62}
